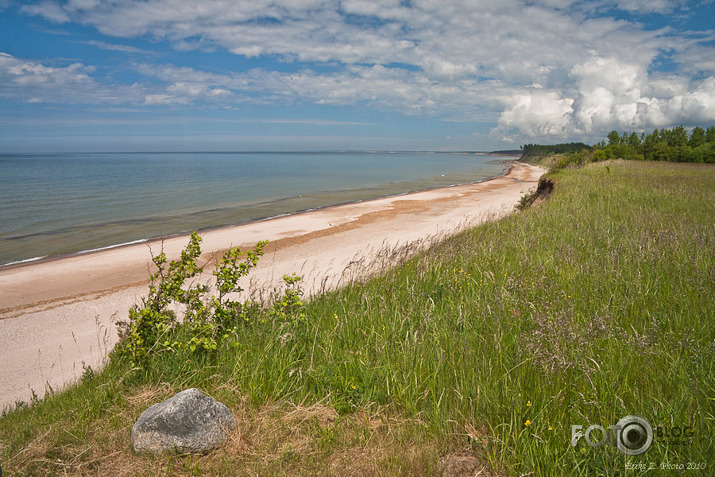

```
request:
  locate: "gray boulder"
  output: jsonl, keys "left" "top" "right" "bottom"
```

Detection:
{"left": 131, "top": 388, "right": 236, "bottom": 454}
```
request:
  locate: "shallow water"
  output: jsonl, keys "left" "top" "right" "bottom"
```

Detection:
{"left": 0, "top": 151, "right": 511, "bottom": 266}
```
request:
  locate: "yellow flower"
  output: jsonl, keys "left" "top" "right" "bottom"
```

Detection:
{"left": 351, "top": 385, "right": 357, "bottom": 390}
{"left": 548, "top": 426, "right": 553, "bottom": 431}
{"left": 525, "top": 419, "right": 531, "bottom": 426}
{"left": 526, "top": 400, "right": 531, "bottom": 407}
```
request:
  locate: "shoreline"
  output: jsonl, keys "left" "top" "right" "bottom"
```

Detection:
{"left": 0, "top": 160, "right": 543, "bottom": 408}
{"left": 1, "top": 160, "right": 518, "bottom": 315}
{"left": 0, "top": 159, "right": 515, "bottom": 271}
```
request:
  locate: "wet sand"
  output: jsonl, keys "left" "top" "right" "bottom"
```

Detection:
{"left": 0, "top": 161, "right": 545, "bottom": 408}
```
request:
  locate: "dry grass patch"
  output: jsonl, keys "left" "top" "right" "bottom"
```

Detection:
{"left": 4, "top": 386, "right": 498, "bottom": 476}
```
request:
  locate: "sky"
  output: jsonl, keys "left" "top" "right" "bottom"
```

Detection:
{"left": 0, "top": 0, "right": 713, "bottom": 152}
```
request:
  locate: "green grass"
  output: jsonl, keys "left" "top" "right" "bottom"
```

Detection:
{"left": 2, "top": 160, "right": 713, "bottom": 476}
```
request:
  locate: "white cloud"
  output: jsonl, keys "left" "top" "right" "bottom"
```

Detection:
{"left": 665, "top": 77, "right": 715, "bottom": 124}
{"left": 493, "top": 57, "right": 715, "bottom": 139}
{"left": 23, "top": 0, "right": 668, "bottom": 78}
{"left": 1, "top": 52, "right": 90, "bottom": 87}
{"left": 0, "top": 52, "right": 144, "bottom": 104}
{"left": 14, "top": 0, "right": 715, "bottom": 142}
{"left": 143, "top": 94, "right": 176, "bottom": 105}
{"left": 674, "top": 40, "right": 715, "bottom": 75}
{"left": 132, "top": 61, "right": 505, "bottom": 119}
{"left": 495, "top": 89, "right": 574, "bottom": 139}
{"left": 21, "top": 1, "right": 70, "bottom": 22}
{"left": 83, "top": 40, "right": 155, "bottom": 55}
{"left": 611, "top": 0, "right": 688, "bottom": 14}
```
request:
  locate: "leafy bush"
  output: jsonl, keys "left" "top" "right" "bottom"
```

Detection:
{"left": 116, "top": 232, "right": 270, "bottom": 367}
{"left": 268, "top": 273, "right": 307, "bottom": 324}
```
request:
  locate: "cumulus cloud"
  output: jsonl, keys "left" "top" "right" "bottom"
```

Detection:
{"left": 494, "top": 57, "right": 715, "bottom": 139}
{"left": 495, "top": 89, "right": 574, "bottom": 140}
{"left": 14, "top": 0, "right": 715, "bottom": 142}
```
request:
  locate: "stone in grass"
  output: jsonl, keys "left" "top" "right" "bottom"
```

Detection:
{"left": 131, "top": 388, "right": 236, "bottom": 454}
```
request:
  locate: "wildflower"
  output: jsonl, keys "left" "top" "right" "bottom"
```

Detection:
{"left": 351, "top": 385, "right": 357, "bottom": 390}
{"left": 526, "top": 400, "right": 532, "bottom": 407}
{"left": 525, "top": 419, "right": 531, "bottom": 426}
{"left": 548, "top": 426, "right": 553, "bottom": 431}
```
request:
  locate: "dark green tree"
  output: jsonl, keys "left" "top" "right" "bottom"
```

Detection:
{"left": 689, "top": 127, "right": 706, "bottom": 148}
{"left": 670, "top": 126, "right": 688, "bottom": 147}
{"left": 650, "top": 142, "right": 673, "bottom": 161}
{"left": 642, "top": 129, "right": 659, "bottom": 159}
{"left": 627, "top": 132, "right": 642, "bottom": 151}
{"left": 706, "top": 126, "right": 715, "bottom": 143}
{"left": 607, "top": 130, "right": 621, "bottom": 146}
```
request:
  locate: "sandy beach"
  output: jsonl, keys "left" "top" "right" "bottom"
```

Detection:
{"left": 0, "top": 161, "right": 544, "bottom": 409}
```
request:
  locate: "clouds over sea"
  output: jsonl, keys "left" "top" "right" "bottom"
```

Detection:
{"left": 1, "top": 0, "right": 713, "bottom": 149}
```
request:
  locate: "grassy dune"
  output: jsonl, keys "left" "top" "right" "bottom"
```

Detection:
{"left": 1, "top": 160, "right": 713, "bottom": 476}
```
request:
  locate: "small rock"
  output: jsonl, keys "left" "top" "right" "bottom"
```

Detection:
{"left": 131, "top": 388, "right": 235, "bottom": 454}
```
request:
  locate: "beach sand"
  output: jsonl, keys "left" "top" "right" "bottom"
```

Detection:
{"left": 0, "top": 161, "right": 545, "bottom": 408}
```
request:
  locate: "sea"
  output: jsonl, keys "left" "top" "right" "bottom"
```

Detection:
{"left": 0, "top": 151, "right": 513, "bottom": 267}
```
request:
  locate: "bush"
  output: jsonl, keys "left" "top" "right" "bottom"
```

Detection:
{"left": 116, "top": 232, "right": 270, "bottom": 367}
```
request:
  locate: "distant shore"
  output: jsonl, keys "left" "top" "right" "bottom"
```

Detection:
{"left": 0, "top": 161, "right": 544, "bottom": 408}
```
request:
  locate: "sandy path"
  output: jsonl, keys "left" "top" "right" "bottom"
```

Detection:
{"left": 0, "top": 161, "right": 544, "bottom": 408}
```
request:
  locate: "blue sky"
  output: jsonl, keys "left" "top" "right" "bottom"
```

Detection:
{"left": 0, "top": 0, "right": 713, "bottom": 152}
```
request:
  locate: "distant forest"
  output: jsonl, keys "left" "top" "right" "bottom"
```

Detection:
{"left": 521, "top": 142, "right": 591, "bottom": 157}
{"left": 522, "top": 125, "right": 715, "bottom": 163}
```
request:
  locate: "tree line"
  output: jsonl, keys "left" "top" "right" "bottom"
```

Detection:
{"left": 596, "top": 126, "right": 715, "bottom": 163}
{"left": 521, "top": 125, "right": 715, "bottom": 164}
{"left": 521, "top": 142, "right": 591, "bottom": 157}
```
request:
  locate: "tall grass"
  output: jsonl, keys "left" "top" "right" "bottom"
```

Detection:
{"left": 1, "top": 160, "right": 713, "bottom": 476}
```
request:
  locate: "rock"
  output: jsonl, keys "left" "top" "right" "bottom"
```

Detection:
{"left": 131, "top": 388, "right": 235, "bottom": 454}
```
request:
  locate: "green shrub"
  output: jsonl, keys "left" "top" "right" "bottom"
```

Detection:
{"left": 116, "top": 232, "right": 269, "bottom": 366}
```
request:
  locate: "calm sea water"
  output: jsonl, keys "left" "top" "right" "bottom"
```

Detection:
{"left": 0, "top": 151, "right": 510, "bottom": 266}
